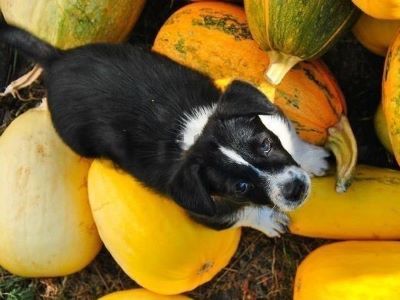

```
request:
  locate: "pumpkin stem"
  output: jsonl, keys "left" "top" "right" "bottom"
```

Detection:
{"left": 265, "top": 51, "right": 301, "bottom": 85}
{"left": 327, "top": 115, "right": 358, "bottom": 193}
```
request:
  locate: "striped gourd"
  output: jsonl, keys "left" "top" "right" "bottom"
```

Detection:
{"left": 244, "top": 0, "right": 359, "bottom": 85}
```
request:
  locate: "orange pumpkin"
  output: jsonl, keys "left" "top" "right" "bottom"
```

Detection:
{"left": 153, "top": 2, "right": 357, "bottom": 191}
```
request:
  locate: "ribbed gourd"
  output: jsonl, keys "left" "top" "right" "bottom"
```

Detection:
{"left": 88, "top": 160, "right": 241, "bottom": 295}
{"left": 383, "top": 29, "right": 400, "bottom": 166}
{"left": 153, "top": 2, "right": 357, "bottom": 191}
{"left": 294, "top": 241, "right": 400, "bottom": 300}
{"left": 0, "top": 0, "right": 146, "bottom": 49}
{"left": 374, "top": 103, "right": 393, "bottom": 153}
{"left": 243, "top": 0, "right": 359, "bottom": 85}
{"left": 0, "top": 106, "right": 101, "bottom": 277}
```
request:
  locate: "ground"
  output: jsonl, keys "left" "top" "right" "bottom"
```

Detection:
{"left": 0, "top": 1, "right": 398, "bottom": 299}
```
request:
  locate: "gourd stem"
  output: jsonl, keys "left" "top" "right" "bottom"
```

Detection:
{"left": 0, "top": 64, "right": 43, "bottom": 99}
{"left": 327, "top": 115, "right": 358, "bottom": 193}
{"left": 265, "top": 51, "right": 302, "bottom": 86}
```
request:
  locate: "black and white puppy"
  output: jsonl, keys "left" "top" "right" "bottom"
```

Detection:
{"left": 0, "top": 24, "right": 329, "bottom": 237}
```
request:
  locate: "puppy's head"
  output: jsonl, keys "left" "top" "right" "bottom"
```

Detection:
{"left": 170, "top": 80, "right": 310, "bottom": 217}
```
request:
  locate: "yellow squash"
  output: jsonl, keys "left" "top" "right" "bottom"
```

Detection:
{"left": 294, "top": 241, "right": 400, "bottom": 300}
{"left": 383, "top": 29, "right": 400, "bottom": 166}
{"left": 99, "top": 289, "right": 192, "bottom": 300}
{"left": 289, "top": 165, "right": 400, "bottom": 239}
{"left": 0, "top": 107, "right": 101, "bottom": 277}
{"left": 153, "top": 2, "right": 357, "bottom": 192}
{"left": 352, "top": 0, "right": 400, "bottom": 20}
{"left": 374, "top": 103, "right": 393, "bottom": 153}
{"left": 88, "top": 160, "right": 241, "bottom": 295}
{"left": 353, "top": 13, "right": 400, "bottom": 56}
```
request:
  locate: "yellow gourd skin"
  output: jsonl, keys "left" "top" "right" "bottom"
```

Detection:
{"left": 88, "top": 160, "right": 241, "bottom": 295}
{"left": 383, "top": 29, "right": 400, "bottom": 166}
{"left": 0, "top": 0, "right": 146, "bottom": 49}
{"left": 352, "top": 13, "right": 400, "bottom": 56}
{"left": 374, "top": 103, "right": 394, "bottom": 153}
{"left": 99, "top": 289, "right": 192, "bottom": 300}
{"left": 352, "top": 0, "right": 400, "bottom": 20}
{"left": 0, "top": 108, "right": 101, "bottom": 277}
{"left": 294, "top": 241, "right": 400, "bottom": 300}
{"left": 289, "top": 165, "right": 400, "bottom": 239}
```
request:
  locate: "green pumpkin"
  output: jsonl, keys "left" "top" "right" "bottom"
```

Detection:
{"left": 0, "top": 0, "right": 147, "bottom": 49}
{"left": 244, "top": 0, "right": 359, "bottom": 85}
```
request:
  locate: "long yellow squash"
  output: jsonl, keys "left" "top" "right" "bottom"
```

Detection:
{"left": 0, "top": 107, "right": 101, "bottom": 277}
{"left": 294, "top": 241, "right": 400, "bottom": 300}
{"left": 88, "top": 160, "right": 241, "bottom": 295}
{"left": 353, "top": 13, "right": 400, "bottom": 56}
{"left": 383, "top": 29, "right": 400, "bottom": 166}
{"left": 289, "top": 165, "right": 400, "bottom": 239}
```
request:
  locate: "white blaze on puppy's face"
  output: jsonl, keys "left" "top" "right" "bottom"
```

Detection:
{"left": 219, "top": 146, "right": 250, "bottom": 167}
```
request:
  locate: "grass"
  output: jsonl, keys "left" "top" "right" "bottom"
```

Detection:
{"left": 0, "top": 0, "right": 398, "bottom": 299}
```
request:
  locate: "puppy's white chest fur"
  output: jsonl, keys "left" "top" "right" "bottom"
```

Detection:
{"left": 179, "top": 104, "right": 216, "bottom": 151}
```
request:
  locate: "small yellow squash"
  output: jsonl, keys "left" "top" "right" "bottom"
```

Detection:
{"left": 88, "top": 160, "right": 241, "bottom": 295}
{"left": 374, "top": 103, "right": 393, "bottom": 153}
{"left": 99, "top": 288, "right": 192, "bottom": 300}
{"left": 383, "top": 29, "right": 400, "bottom": 166}
{"left": 353, "top": 13, "right": 400, "bottom": 56}
{"left": 352, "top": 0, "right": 400, "bottom": 20}
{"left": 289, "top": 165, "right": 400, "bottom": 239}
{"left": 0, "top": 107, "right": 101, "bottom": 277}
{"left": 294, "top": 241, "right": 400, "bottom": 300}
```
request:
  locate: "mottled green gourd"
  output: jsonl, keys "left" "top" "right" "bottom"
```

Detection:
{"left": 244, "top": 0, "right": 359, "bottom": 85}
{"left": 0, "top": 0, "right": 147, "bottom": 49}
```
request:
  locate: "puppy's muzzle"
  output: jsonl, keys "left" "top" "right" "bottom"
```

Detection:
{"left": 282, "top": 176, "right": 308, "bottom": 204}
{"left": 267, "top": 166, "right": 311, "bottom": 212}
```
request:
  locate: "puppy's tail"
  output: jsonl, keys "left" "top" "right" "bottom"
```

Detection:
{"left": 0, "top": 22, "right": 61, "bottom": 67}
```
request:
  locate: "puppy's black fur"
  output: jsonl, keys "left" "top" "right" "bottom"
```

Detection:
{"left": 0, "top": 24, "right": 303, "bottom": 230}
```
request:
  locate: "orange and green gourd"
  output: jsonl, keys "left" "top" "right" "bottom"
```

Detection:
{"left": 153, "top": 2, "right": 357, "bottom": 191}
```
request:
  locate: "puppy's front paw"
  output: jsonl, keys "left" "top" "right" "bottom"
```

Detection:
{"left": 298, "top": 143, "right": 330, "bottom": 177}
{"left": 262, "top": 210, "right": 290, "bottom": 238}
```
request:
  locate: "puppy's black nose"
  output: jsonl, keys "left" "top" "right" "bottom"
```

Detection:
{"left": 282, "top": 178, "right": 307, "bottom": 202}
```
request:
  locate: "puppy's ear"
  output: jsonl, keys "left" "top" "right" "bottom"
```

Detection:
{"left": 216, "top": 80, "right": 279, "bottom": 119}
{"left": 168, "top": 161, "right": 216, "bottom": 217}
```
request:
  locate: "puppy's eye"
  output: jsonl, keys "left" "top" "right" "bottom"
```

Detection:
{"left": 260, "top": 138, "right": 272, "bottom": 154}
{"left": 235, "top": 182, "right": 252, "bottom": 194}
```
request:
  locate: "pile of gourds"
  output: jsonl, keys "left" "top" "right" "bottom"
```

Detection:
{"left": 1, "top": 0, "right": 400, "bottom": 299}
